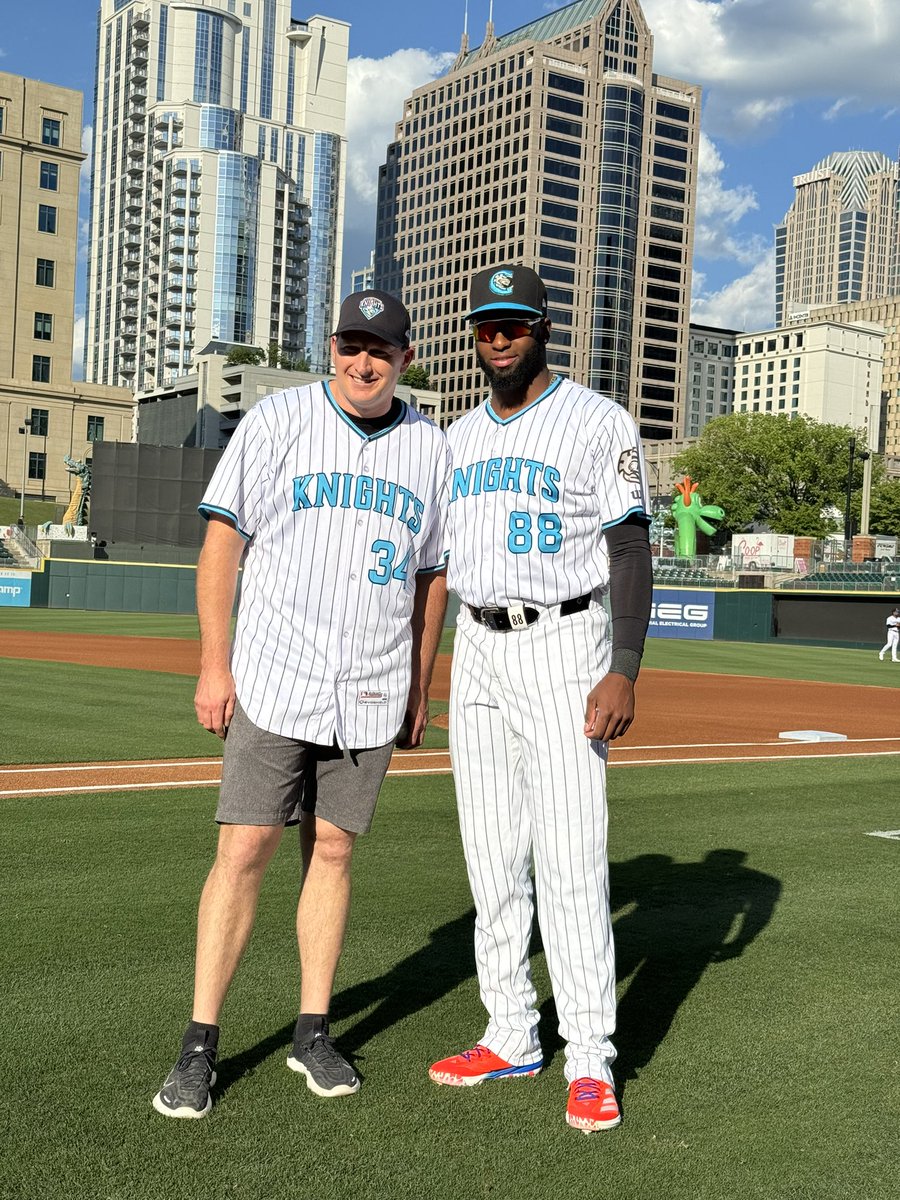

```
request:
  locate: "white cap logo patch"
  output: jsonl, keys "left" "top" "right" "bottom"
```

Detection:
{"left": 489, "top": 270, "right": 514, "bottom": 296}
{"left": 359, "top": 297, "right": 385, "bottom": 320}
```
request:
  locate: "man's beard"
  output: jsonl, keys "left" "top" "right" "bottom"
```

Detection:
{"left": 477, "top": 338, "right": 547, "bottom": 395}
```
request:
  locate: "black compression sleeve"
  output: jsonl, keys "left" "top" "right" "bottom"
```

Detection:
{"left": 604, "top": 514, "right": 653, "bottom": 682}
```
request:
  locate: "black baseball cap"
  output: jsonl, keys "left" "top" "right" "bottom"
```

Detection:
{"left": 465, "top": 265, "right": 548, "bottom": 321}
{"left": 333, "top": 289, "right": 411, "bottom": 349}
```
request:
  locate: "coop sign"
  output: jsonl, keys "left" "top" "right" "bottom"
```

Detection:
{"left": 649, "top": 589, "right": 715, "bottom": 640}
{"left": 0, "top": 569, "right": 32, "bottom": 607}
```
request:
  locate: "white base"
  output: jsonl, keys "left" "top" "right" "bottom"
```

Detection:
{"left": 778, "top": 730, "right": 848, "bottom": 742}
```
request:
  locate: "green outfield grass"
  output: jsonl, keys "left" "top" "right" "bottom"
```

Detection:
{"left": 2, "top": 757, "right": 897, "bottom": 1200}
{"left": 1, "top": 658, "right": 449, "bottom": 764}
{"left": 0, "top": 608, "right": 201, "bottom": 638}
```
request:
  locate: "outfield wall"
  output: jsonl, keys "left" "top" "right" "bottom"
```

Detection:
{"left": 20, "top": 561, "right": 900, "bottom": 648}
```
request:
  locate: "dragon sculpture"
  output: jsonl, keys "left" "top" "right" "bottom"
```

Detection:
{"left": 60, "top": 455, "right": 92, "bottom": 536}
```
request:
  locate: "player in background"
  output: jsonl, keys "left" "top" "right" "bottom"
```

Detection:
{"left": 153, "top": 290, "right": 450, "bottom": 1118}
{"left": 878, "top": 607, "right": 900, "bottom": 661}
{"left": 429, "top": 265, "right": 652, "bottom": 1134}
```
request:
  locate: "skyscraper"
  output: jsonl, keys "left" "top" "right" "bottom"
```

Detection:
{"left": 84, "top": 1, "right": 348, "bottom": 392}
{"left": 375, "top": 0, "right": 700, "bottom": 436}
{"left": 775, "top": 151, "right": 900, "bottom": 326}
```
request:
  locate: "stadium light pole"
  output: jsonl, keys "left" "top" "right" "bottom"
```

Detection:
{"left": 843, "top": 436, "right": 857, "bottom": 560}
{"left": 17, "top": 418, "right": 32, "bottom": 526}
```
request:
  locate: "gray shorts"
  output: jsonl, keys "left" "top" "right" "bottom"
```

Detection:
{"left": 216, "top": 700, "right": 393, "bottom": 834}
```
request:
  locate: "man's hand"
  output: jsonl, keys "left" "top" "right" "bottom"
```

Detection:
{"left": 584, "top": 673, "right": 635, "bottom": 742}
{"left": 194, "top": 666, "right": 236, "bottom": 738}
{"left": 396, "top": 685, "right": 429, "bottom": 749}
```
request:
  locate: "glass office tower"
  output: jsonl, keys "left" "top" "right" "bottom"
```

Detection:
{"left": 85, "top": 0, "right": 348, "bottom": 389}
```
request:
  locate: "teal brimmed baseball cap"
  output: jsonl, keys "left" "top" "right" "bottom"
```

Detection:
{"left": 465, "top": 265, "right": 548, "bottom": 321}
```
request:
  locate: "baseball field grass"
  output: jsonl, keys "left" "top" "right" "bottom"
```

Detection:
{"left": 1, "top": 625, "right": 898, "bottom": 1199}
{"left": 2, "top": 756, "right": 898, "bottom": 1200}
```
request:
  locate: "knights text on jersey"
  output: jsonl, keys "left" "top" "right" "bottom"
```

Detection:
{"left": 199, "top": 381, "right": 451, "bottom": 747}
{"left": 445, "top": 376, "right": 650, "bottom": 608}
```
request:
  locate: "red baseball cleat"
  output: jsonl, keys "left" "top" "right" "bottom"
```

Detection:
{"left": 565, "top": 1077, "right": 622, "bottom": 1132}
{"left": 428, "top": 1044, "right": 543, "bottom": 1086}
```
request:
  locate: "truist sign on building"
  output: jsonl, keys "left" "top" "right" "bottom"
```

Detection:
{"left": 649, "top": 589, "right": 715, "bottom": 640}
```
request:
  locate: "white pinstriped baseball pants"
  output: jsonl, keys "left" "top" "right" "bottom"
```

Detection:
{"left": 449, "top": 601, "right": 617, "bottom": 1085}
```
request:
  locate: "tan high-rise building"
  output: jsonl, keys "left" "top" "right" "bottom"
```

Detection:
{"left": 0, "top": 73, "right": 83, "bottom": 388}
{"left": 375, "top": 0, "right": 700, "bottom": 436}
{"left": 0, "top": 71, "right": 133, "bottom": 504}
{"left": 775, "top": 151, "right": 900, "bottom": 326}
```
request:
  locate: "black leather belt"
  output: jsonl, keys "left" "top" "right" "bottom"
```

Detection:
{"left": 467, "top": 592, "right": 591, "bottom": 632}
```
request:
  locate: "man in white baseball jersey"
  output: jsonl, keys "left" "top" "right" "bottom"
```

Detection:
{"left": 153, "top": 290, "right": 450, "bottom": 1118}
{"left": 429, "top": 265, "right": 653, "bottom": 1134}
{"left": 879, "top": 607, "right": 900, "bottom": 661}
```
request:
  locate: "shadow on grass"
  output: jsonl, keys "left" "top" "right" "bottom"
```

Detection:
{"left": 215, "top": 909, "right": 476, "bottom": 1095}
{"left": 610, "top": 849, "right": 781, "bottom": 1088}
{"left": 531, "top": 849, "right": 781, "bottom": 1086}
{"left": 217, "top": 850, "right": 779, "bottom": 1096}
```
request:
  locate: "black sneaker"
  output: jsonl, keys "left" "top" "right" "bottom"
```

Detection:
{"left": 152, "top": 1041, "right": 217, "bottom": 1118}
{"left": 287, "top": 1023, "right": 359, "bottom": 1097}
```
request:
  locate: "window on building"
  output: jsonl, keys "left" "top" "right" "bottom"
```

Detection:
{"left": 29, "top": 451, "right": 47, "bottom": 480}
{"left": 87, "top": 415, "right": 105, "bottom": 442}
{"left": 36, "top": 258, "right": 55, "bottom": 287}
{"left": 32, "top": 355, "right": 51, "bottom": 383}
{"left": 38, "top": 204, "right": 57, "bottom": 234}
{"left": 33, "top": 313, "right": 53, "bottom": 341}
{"left": 30, "top": 408, "right": 49, "bottom": 437}
{"left": 39, "top": 162, "right": 59, "bottom": 190}
{"left": 41, "top": 117, "right": 61, "bottom": 146}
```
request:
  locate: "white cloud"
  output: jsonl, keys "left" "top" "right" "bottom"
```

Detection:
{"left": 643, "top": 0, "right": 900, "bottom": 135}
{"left": 77, "top": 217, "right": 90, "bottom": 265}
{"left": 72, "top": 316, "right": 85, "bottom": 382}
{"left": 694, "top": 133, "right": 762, "bottom": 263}
{"left": 80, "top": 125, "right": 93, "bottom": 194}
{"left": 691, "top": 249, "right": 776, "bottom": 333}
{"left": 345, "top": 48, "right": 455, "bottom": 237}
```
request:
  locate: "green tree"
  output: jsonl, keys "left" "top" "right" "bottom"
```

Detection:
{"left": 398, "top": 363, "right": 432, "bottom": 388}
{"left": 672, "top": 413, "right": 865, "bottom": 538}
{"left": 278, "top": 350, "right": 310, "bottom": 372}
{"left": 867, "top": 478, "right": 900, "bottom": 538}
{"left": 224, "top": 345, "right": 265, "bottom": 366}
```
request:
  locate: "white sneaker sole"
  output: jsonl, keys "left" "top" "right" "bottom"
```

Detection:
{"left": 286, "top": 1054, "right": 359, "bottom": 1097}
{"left": 151, "top": 1071, "right": 216, "bottom": 1119}
{"left": 429, "top": 1064, "right": 542, "bottom": 1086}
{"left": 566, "top": 1111, "right": 622, "bottom": 1134}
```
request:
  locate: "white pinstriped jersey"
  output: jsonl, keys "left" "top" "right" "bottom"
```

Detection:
{"left": 200, "top": 381, "right": 450, "bottom": 747}
{"left": 445, "top": 376, "right": 650, "bottom": 608}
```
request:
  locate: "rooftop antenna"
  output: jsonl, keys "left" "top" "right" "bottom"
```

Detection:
{"left": 454, "top": 0, "right": 470, "bottom": 68}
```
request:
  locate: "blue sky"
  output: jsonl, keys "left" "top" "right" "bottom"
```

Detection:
{"left": 4, "top": 0, "right": 900, "bottom": 368}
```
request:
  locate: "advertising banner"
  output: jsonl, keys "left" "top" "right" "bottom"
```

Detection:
{"left": 650, "top": 588, "right": 715, "bottom": 640}
{"left": 0, "top": 569, "right": 32, "bottom": 607}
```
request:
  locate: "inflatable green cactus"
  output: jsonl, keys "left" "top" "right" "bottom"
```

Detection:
{"left": 671, "top": 475, "right": 724, "bottom": 557}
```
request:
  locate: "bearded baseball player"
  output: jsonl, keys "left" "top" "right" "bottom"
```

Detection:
{"left": 429, "top": 265, "right": 652, "bottom": 1133}
{"left": 153, "top": 290, "right": 450, "bottom": 1118}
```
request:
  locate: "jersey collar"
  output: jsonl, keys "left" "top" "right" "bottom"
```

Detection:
{"left": 485, "top": 375, "right": 562, "bottom": 425}
{"left": 323, "top": 380, "right": 408, "bottom": 441}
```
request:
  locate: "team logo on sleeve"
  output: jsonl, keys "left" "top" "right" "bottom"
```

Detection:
{"left": 489, "top": 270, "right": 514, "bottom": 296}
{"left": 617, "top": 448, "right": 642, "bottom": 484}
{"left": 359, "top": 297, "right": 385, "bottom": 320}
